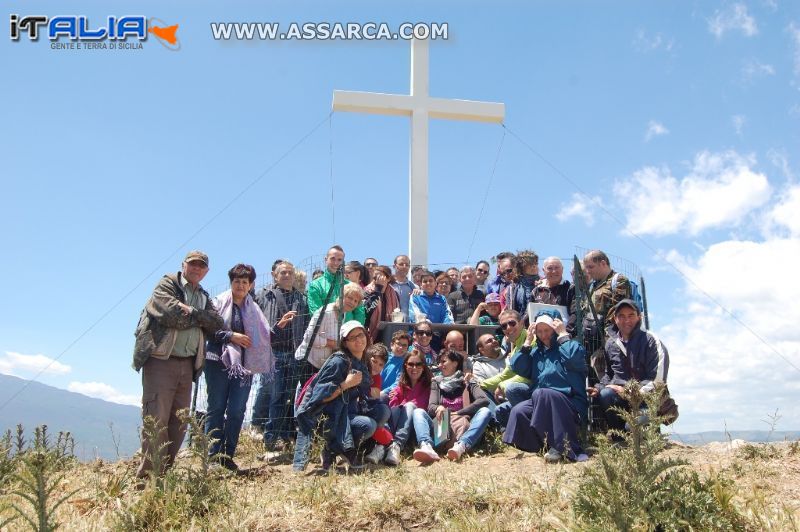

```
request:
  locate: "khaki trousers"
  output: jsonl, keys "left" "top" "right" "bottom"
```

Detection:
{"left": 136, "top": 356, "right": 194, "bottom": 478}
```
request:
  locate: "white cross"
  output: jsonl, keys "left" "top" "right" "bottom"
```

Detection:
{"left": 332, "top": 38, "right": 505, "bottom": 267}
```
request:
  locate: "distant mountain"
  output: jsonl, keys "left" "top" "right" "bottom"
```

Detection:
{"left": 670, "top": 430, "right": 800, "bottom": 445}
{"left": 0, "top": 374, "right": 141, "bottom": 461}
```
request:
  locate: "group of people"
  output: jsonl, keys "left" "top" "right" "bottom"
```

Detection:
{"left": 131, "top": 245, "right": 671, "bottom": 478}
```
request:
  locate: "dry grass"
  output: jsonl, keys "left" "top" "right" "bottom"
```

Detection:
{"left": 1, "top": 432, "right": 799, "bottom": 531}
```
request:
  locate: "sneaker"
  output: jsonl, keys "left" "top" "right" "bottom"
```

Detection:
{"left": 413, "top": 442, "right": 440, "bottom": 464}
{"left": 544, "top": 448, "right": 562, "bottom": 464}
{"left": 447, "top": 441, "right": 466, "bottom": 461}
{"left": 365, "top": 444, "right": 385, "bottom": 465}
{"left": 384, "top": 442, "right": 401, "bottom": 466}
{"left": 340, "top": 449, "right": 366, "bottom": 470}
{"left": 260, "top": 450, "right": 281, "bottom": 461}
{"left": 575, "top": 453, "right": 589, "bottom": 462}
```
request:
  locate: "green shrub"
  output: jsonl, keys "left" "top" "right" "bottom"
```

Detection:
{"left": 571, "top": 382, "right": 749, "bottom": 531}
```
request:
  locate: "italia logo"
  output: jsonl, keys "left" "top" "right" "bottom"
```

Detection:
{"left": 9, "top": 15, "right": 180, "bottom": 50}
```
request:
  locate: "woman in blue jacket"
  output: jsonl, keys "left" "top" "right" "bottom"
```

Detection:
{"left": 502, "top": 312, "right": 589, "bottom": 463}
{"left": 292, "top": 321, "right": 384, "bottom": 472}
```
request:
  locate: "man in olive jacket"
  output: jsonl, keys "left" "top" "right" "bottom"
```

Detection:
{"left": 132, "top": 250, "right": 223, "bottom": 478}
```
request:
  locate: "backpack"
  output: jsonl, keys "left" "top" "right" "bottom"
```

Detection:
{"left": 611, "top": 273, "right": 644, "bottom": 313}
{"left": 294, "top": 353, "right": 351, "bottom": 407}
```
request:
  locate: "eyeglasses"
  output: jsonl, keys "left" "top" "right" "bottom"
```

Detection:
{"left": 365, "top": 263, "right": 377, "bottom": 268}
{"left": 476, "top": 269, "right": 489, "bottom": 274}
{"left": 406, "top": 362, "right": 424, "bottom": 368}
{"left": 502, "top": 269, "right": 514, "bottom": 275}
{"left": 500, "top": 320, "right": 518, "bottom": 330}
{"left": 437, "top": 281, "right": 450, "bottom": 286}
{"left": 394, "top": 343, "right": 409, "bottom": 349}
{"left": 414, "top": 330, "right": 432, "bottom": 337}
{"left": 345, "top": 332, "right": 367, "bottom": 342}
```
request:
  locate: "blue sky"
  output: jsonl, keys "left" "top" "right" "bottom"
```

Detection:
{"left": 2, "top": 1, "right": 799, "bottom": 434}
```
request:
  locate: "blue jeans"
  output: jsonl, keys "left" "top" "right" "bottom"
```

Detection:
{"left": 412, "top": 407, "right": 435, "bottom": 445}
{"left": 204, "top": 359, "right": 252, "bottom": 459}
{"left": 459, "top": 407, "right": 492, "bottom": 449}
{"left": 598, "top": 387, "right": 628, "bottom": 431}
{"left": 389, "top": 403, "right": 417, "bottom": 447}
{"left": 262, "top": 351, "right": 296, "bottom": 446}
{"left": 291, "top": 412, "right": 377, "bottom": 471}
{"left": 492, "top": 382, "right": 534, "bottom": 428}
{"left": 251, "top": 374, "right": 271, "bottom": 431}
{"left": 411, "top": 407, "right": 491, "bottom": 450}
{"left": 364, "top": 401, "right": 391, "bottom": 427}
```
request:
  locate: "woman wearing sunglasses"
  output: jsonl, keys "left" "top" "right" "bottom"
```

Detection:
{"left": 293, "top": 320, "right": 383, "bottom": 472}
{"left": 383, "top": 350, "right": 433, "bottom": 465}
{"left": 412, "top": 349, "right": 491, "bottom": 463}
{"left": 411, "top": 321, "right": 438, "bottom": 369}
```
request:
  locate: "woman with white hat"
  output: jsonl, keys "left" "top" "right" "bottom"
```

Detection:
{"left": 292, "top": 320, "right": 381, "bottom": 472}
{"left": 502, "top": 311, "right": 589, "bottom": 463}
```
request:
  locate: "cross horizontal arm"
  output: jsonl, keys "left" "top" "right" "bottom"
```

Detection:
{"left": 332, "top": 90, "right": 414, "bottom": 117}
{"left": 427, "top": 97, "right": 505, "bottom": 123}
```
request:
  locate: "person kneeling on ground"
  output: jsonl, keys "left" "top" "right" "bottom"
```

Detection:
{"left": 588, "top": 299, "right": 670, "bottom": 437}
{"left": 503, "top": 312, "right": 589, "bottom": 463}
{"left": 292, "top": 321, "right": 378, "bottom": 473}
{"left": 412, "top": 350, "right": 491, "bottom": 463}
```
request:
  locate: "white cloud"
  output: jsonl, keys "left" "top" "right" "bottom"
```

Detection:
{"left": 614, "top": 150, "right": 771, "bottom": 236}
{"left": 790, "top": 22, "right": 800, "bottom": 77}
{"left": 555, "top": 192, "right": 601, "bottom": 226}
{"left": 731, "top": 114, "right": 746, "bottom": 135}
{"left": 67, "top": 381, "right": 140, "bottom": 407}
{"left": 633, "top": 29, "right": 674, "bottom": 52}
{"left": 0, "top": 351, "right": 71, "bottom": 377}
{"left": 658, "top": 236, "right": 800, "bottom": 432}
{"left": 644, "top": 120, "right": 669, "bottom": 142}
{"left": 708, "top": 4, "right": 759, "bottom": 38}
{"left": 763, "top": 184, "right": 800, "bottom": 237}
{"left": 767, "top": 149, "right": 796, "bottom": 181}
{"left": 741, "top": 59, "right": 775, "bottom": 82}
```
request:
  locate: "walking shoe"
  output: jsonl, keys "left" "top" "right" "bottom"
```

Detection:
{"left": 365, "top": 444, "right": 386, "bottom": 465}
{"left": 340, "top": 449, "right": 366, "bottom": 470}
{"left": 575, "top": 453, "right": 590, "bottom": 462}
{"left": 384, "top": 442, "right": 401, "bottom": 466}
{"left": 447, "top": 441, "right": 466, "bottom": 461}
{"left": 218, "top": 456, "right": 239, "bottom": 472}
{"left": 544, "top": 448, "right": 562, "bottom": 464}
{"left": 413, "top": 442, "right": 440, "bottom": 464}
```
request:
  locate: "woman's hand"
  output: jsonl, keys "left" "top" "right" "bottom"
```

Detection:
{"left": 524, "top": 323, "right": 537, "bottom": 346}
{"left": 230, "top": 332, "right": 252, "bottom": 348}
{"left": 553, "top": 318, "right": 566, "bottom": 336}
{"left": 276, "top": 310, "right": 297, "bottom": 329}
{"left": 435, "top": 405, "right": 447, "bottom": 422}
{"left": 464, "top": 371, "right": 474, "bottom": 383}
{"left": 342, "top": 370, "right": 363, "bottom": 391}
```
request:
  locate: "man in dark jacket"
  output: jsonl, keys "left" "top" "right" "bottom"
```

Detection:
{"left": 447, "top": 266, "right": 485, "bottom": 323}
{"left": 132, "top": 250, "right": 223, "bottom": 479}
{"left": 588, "top": 299, "right": 670, "bottom": 432}
{"left": 253, "top": 260, "right": 310, "bottom": 451}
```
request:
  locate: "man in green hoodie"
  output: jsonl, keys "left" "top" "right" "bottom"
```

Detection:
{"left": 307, "top": 245, "right": 365, "bottom": 324}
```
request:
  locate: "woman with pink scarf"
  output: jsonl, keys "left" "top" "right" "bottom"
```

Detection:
{"left": 205, "top": 264, "right": 274, "bottom": 471}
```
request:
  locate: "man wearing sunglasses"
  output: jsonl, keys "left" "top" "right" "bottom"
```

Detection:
{"left": 474, "top": 260, "right": 491, "bottom": 293}
{"left": 487, "top": 255, "right": 515, "bottom": 296}
{"left": 479, "top": 310, "right": 533, "bottom": 427}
